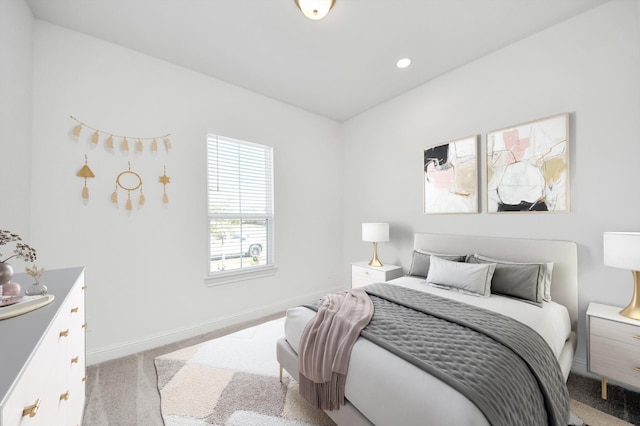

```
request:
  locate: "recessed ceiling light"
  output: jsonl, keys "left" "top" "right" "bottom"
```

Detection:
{"left": 396, "top": 58, "right": 411, "bottom": 69}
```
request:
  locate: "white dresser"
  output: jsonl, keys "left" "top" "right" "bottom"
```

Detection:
{"left": 587, "top": 301, "right": 640, "bottom": 399}
{"left": 0, "top": 267, "right": 86, "bottom": 425}
{"left": 351, "top": 261, "right": 403, "bottom": 288}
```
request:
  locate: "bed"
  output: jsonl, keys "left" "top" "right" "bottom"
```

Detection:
{"left": 276, "top": 233, "right": 578, "bottom": 426}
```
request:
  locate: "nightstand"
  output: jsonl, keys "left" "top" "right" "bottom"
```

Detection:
{"left": 587, "top": 302, "right": 640, "bottom": 399}
{"left": 351, "top": 261, "right": 403, "bottom": 288}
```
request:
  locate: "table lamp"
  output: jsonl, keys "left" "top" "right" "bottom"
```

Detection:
{"left": 362, "top": 223, "right": 389, "bottom": 267}
{"left": 603, "top": 232, "right": 640, "bottom": 320}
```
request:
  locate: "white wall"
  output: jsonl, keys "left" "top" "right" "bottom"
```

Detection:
{"left": 341, "top": 0, "right": 640, "bottom": 375}
{"left": 0, "top": 0, "right": 33, "bottom": 240}
{"left": 30, "top": 21, "right": 343, "bottom": 363}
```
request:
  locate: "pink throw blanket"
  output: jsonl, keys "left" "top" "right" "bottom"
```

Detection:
{"left": 297, "top": 288, "right": 374, "bottom": 411}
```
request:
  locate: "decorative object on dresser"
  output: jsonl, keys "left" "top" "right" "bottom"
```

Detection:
{"left": 587, "top": 302, "right": 640, "bottom": 400}
{"left": 361, "top": 223, "right": 389, "bottom": 267}
{"left": 603, "top": 232, "right": 640, "bottom": 320}
{"left": 351, "top": 261, "right": 403, "bottom": 288}
{"left": 24, "top": 264, "right": 47, "bottom": 296}
{"left": 1, "top": 229, "right": 37, "bottom": 304}
{"left": 0, "top": 267, "right": 86, "bottom": 425}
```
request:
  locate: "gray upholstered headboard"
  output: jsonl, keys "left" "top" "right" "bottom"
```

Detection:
{"left": 413, "top": 233, "right": 578, "bottom": 331}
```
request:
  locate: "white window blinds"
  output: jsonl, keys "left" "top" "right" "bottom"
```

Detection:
{"left": 207, "top": 134, "right": 274, "bottom": 275}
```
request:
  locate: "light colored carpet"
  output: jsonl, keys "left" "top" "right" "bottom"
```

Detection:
{"left": 154, "top": 317, "right": 634, "bottom": 426}
{"left": 155, "top": 317, "right": 335, "bottom": 426}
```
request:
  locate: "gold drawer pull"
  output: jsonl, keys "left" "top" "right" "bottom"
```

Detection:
{"left": 82, "top": 375, "right": 89, "bottom": 382}
{"left": 634, "top": 335, "right": 640, "bottom": 340}
{"left": 22, "top": 399, "right": 40, "bottom": 417}
{"left": 71, "top": 307, "right": 79, "bottom": 313}
{"left": 634, "top": 367, "right": 640, "bottom": 373}
{"left": 82, "top": 323, "right": 88, "bottom": 329}
{"left": 60, "top": 329, "right": 70, "bottom": 338}
{"left": 71, "top": 356, "right": 79, "bottom": 364}
{"left": 60, "top": 390, "right": 70, "bottom": 401}
{"left": 81, "top": 285, "right": 87, "bottom": 290}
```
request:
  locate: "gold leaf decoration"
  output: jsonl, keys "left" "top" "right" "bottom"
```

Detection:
{"left": 106, "top": 135, "right": 114, "bottom": 150}
{"left": 122, "top": 137, "right": 129, "bottom": 152}
{"left": 139, "top": 191, "right": 145, "bottom": 206}
{"left": 136, "top": 138, "right": 143, "bottom": 153}
{"left": 91, "top": 130, "right": 99, "bottom": 144}
{"left": 72, "top": 124, "right": 83, "bottom": 137}
{"left": 163, "top": 137, "right": 172, "bottom": 152}
{"left": 163, "top": 193, "right": 169, "bottom": 204}
{"left": 125, "top": 198, "right": 132, "bottom": 211}
{"left": 151, "top": 138, "right": 158, "bottom": 152}
{"left": 111, "top": 190, "right": 118, "bottom": 204}
{"left": 82, "top": 186, "right": 89, "bottom": 199}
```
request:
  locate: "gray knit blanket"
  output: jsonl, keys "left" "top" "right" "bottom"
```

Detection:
{"left": 305, "top": 283, "right": 569, "bottom": 426}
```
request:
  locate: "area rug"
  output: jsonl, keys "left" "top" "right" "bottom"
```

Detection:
{"left": 155, "top": 317, "right": 335, "bottom": 426}
{"left": 155, "top": 317, "right": 630, "bottom": 426}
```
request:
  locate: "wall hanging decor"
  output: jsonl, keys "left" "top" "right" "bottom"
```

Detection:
{"left": 112, "top": 162, "right": 144, "bottom": 211}
{"left": 159, "top": 165, "right": 171, "bottom": 204}
{"left": 76, "top": 155, "right": 95, "bottom": 200}
{"left": 423, "top": 135, "right": 478, "bottom": 214}
{"left": 70, "top": 115, "right": 172, "bottom": 154}
{"left": 486, "top": 113, "right": 569, "bottom": 213}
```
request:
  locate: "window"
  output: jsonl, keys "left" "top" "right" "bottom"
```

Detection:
{"left": 207, "top": 134, "right": 274, "bottom": 281}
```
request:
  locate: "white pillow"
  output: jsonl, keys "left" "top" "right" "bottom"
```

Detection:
{"left": 426, "top": 255, "right": 496, "bottom": 297}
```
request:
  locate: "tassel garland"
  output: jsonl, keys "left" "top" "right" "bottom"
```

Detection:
{"left": 69, "top": 116, "right": 171, "bottom": 154}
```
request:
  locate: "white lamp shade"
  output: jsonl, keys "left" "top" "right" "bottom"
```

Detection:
{"left": 604, "top": 232, "right": 640, "bottom": 270}
{"left": 362, "top": 223, "right": 389, "bottom": 243}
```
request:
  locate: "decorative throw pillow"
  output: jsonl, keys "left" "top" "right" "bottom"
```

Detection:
{"left": 426, "top": 255, "right": 495, "bottom": 297}
{"left": 467, "top": 254, "right": 554, "bottom": 304}
{"left": 407, "top": 250, "right": 465, "bottom": 278}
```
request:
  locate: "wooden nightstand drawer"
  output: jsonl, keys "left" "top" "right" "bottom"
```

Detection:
{"left": 590, "top": 316, "right": 640, "bottom": 347}
{"left": 590, "top": 335, "right": 640, "bottom": 388}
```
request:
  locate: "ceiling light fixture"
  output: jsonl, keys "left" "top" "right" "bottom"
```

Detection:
{"left": 294, "top": 0, "right": 335, "bottom": 20}
{"left": 396, "top": 58, "right": 411, "bottom": 69}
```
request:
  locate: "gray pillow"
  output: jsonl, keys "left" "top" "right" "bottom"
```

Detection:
{"left": 467, "top": 254, "right": 553, "bottom": 305}
{"left": 426, "top": 255, "right": 496, "bottom": 297}
{"left": 408, "top": 249, "right": 465, "bottom": 278}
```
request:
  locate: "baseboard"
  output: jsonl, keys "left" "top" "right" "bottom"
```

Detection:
{"left": 86, "top": 285, "right": 343, "bottom": 365}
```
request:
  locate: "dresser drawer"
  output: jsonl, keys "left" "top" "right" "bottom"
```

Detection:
{"left": 590, "top": 334, "right": 640, "bottom": 388}
{"left": 0, "top": 268, "right": 86, "bottom": 426}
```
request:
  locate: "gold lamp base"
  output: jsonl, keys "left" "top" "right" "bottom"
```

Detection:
{"left": 620, "top": 270, "right": 640, "bottom": 320}
{"left": 368, "top": 242, "right": 383, "bottom": 267}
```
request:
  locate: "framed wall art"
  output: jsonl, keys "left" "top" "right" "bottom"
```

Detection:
{"left": 424, "top": 135, "right": 478, "bottom": 214}
{"left": 486, "top": 113, "right": 569, "bottom": 213}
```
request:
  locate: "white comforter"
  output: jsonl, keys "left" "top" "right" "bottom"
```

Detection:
{"left": 284, "top": 276, "right": 572, "bottom": 426}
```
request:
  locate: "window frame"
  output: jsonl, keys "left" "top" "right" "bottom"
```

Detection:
{"left": 205, "top": 134, "right": 276, "bottom": 286}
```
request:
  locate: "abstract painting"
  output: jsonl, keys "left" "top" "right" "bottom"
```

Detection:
{"left": 424, "top": 135, "right": 478, "bottom": 214}
{"left": 486, "top": 113, "right": 569, "bottom": 213}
